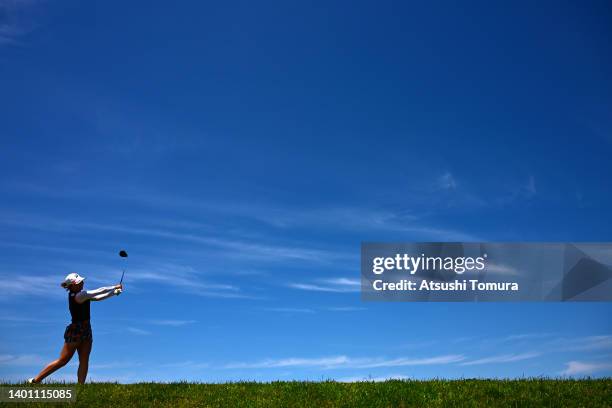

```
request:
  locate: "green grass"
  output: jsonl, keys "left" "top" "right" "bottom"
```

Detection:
{"left": 2, "top": 379, "right": 611, "bottom": 407}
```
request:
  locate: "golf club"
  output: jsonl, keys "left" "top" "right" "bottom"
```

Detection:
{"left": 119, "top": 250, "right": 128, "bottom": 285}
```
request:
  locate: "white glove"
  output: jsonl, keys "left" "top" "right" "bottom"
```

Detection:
{"left": 114, "top": 288, "right": 122, "bottom": 296}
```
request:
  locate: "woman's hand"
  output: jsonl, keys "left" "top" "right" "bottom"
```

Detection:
{"left": 114, "top": 284, "right": 123, "bottom": 290}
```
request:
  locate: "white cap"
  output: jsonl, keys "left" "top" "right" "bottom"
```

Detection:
{"left": 61, "top": 272, "right": 85, "bottom": 288}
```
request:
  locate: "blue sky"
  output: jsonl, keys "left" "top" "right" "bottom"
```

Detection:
{"left": 1, "top": 0, "right": 611, "bottom": 382}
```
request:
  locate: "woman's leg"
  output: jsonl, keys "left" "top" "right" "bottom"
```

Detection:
{"left": 77, "top": 340, "right": 92, "bottom": 384}
{"left": 33, "top": 342, "right": 78, "bottom": 383}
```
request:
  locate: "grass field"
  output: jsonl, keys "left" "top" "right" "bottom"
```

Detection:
{"left": 2, "top": 379, "right": 611, "bottom": 407}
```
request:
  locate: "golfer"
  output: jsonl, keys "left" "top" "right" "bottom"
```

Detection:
{"left": 28, "top": 273, "right": 122, "bottom": 384}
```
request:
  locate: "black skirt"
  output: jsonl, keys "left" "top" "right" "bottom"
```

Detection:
{"left": 64, "top": 321, "right": 93, "bottom": 343}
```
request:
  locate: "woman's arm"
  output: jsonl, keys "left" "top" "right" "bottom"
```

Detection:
{"left": 89, "top": 289, "right": 120, "bottom": 302}
{"left": 75, "top": 285, "right": 121, "bottom": 303}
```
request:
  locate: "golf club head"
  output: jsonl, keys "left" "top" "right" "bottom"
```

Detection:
{"left": 119, "top": 250, "right": 128, "bottom": 258}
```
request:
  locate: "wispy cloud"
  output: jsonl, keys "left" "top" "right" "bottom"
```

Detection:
{"left": 0, "top": 241, "right": 107, "bottom": 257}
{"left": 224, "top": 356, "right": 350, "bottom": 369}
{"left": 393, "top": 340, "right": 440, "bottom": 351}
{"left": 451, "top": 336, "right": 476, "bottom": 343}
{"left": 0, "top": 275, "right": 64, "bottom": 300}
{"left": 423, "top": 172, "right": 540, "bottom": 210}
{"left": 460, "top": 352, "right": 540, "bottom": 366}
{"left": 2, "top": 180, "right": 480, "bottom": 241}
{"left": 288, "top": 278, "right": 360, "bottom": 293}
{"left": 180, "top": 196, "right": 478, "bottom": 240}
{"left": 86, "top": 192, "right": 433, "bottom": 237}
{"left": 436, "top": 172, "right": 457, "bottom": 190}
{"left": 123, "top": 265, "right": 252, "bottom": 299}
{"left": 495, "top": 175, "right": 538, "bottom": 205}
{"left": 126, "top": 327, "right": 151, "bottom": 336}
{"left": 148, "top": 319, "right": 197, "bottom": 326}
{"left": 239, "top": 205, "right": 420, "bottom": 232}
{"left": 0, "top": 314, "right": 61, "bottom": 324}
{"left": 325, "top": 306, "right": 367, "bottom": 312}
{"left": 337, "top": 374, "right": 410, "bottom": 382}
{"left": 262, "top": 307, "right": 316, "bottom": 314}
{"left": 356, "top": 355, "right": 466, "bottom": 369}
{"left": 560, "top": 360, "right": 612, "bottom": 376}
{"left": 547, "top": 335, "right": 612, "bottom": 352}
{"left": 422, "top": 172, "right": 488, "bottom": 210}
{"left": 224, "top": 354, "right": 465, "bottom": 370}
{"left": 0, "top": 215, "right": 346, "bottom": 264}
{"left": 0, "top": 23, "right": 23, "bottom": 44}
{"left": 0, "top": 260, "right": 248, "bottom": 300}
{"left": 524, "top": 175, "right": 537, "bottom": 197}
{"left": 159, "top": 360, "right": 210, "bottom": 369}
{"left": 497, "top": 333, "right": 554, "bottom": 342}
{"left": 90, "top": 361, "right": 144, "bottom": 370}
{"left": 259, "top": 306, "right": 366, "bottom": 313}
{"left": 0, "top": 0, "right": 38, "bottom": 45}
{"left": 0, "top": 353, "right": 45, "bottom": 367}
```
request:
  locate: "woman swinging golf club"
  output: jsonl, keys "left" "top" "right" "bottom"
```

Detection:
{"left": 28, "top": 273, "right": 122, "bottom": 384}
